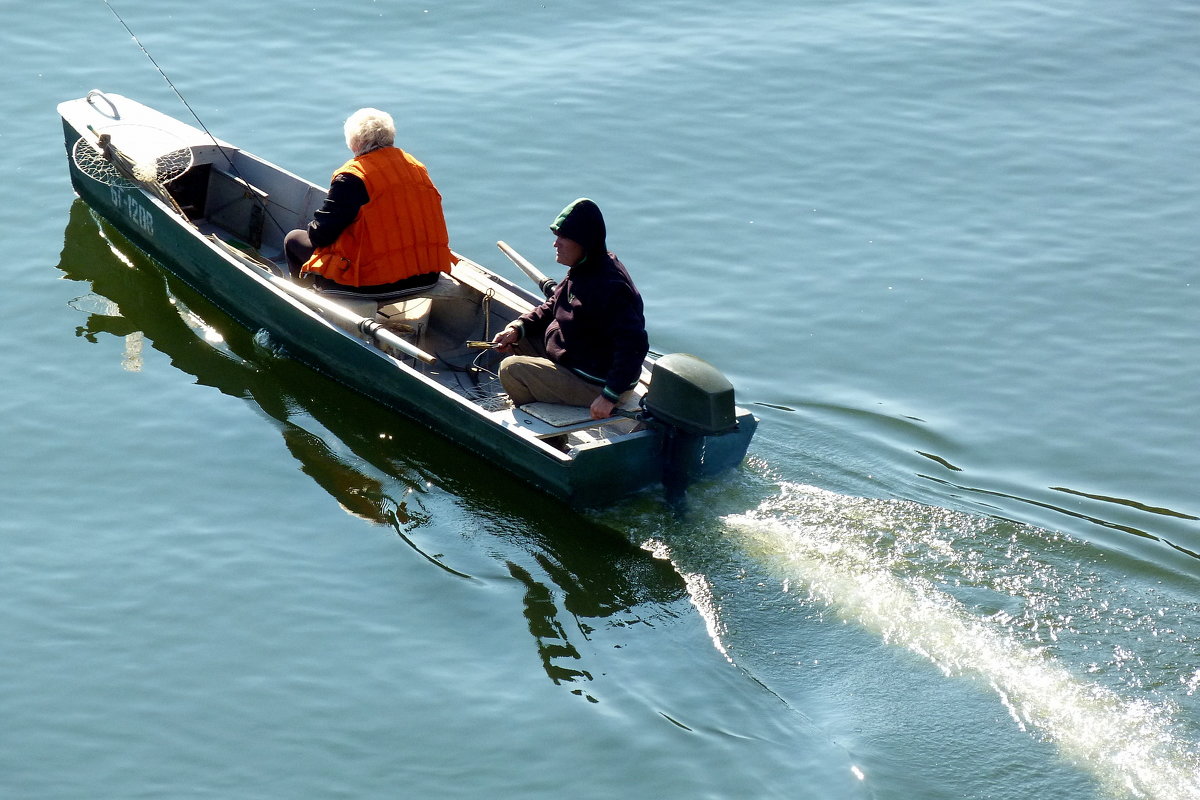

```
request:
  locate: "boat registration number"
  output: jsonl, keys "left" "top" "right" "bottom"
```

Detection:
{"left": 110, "top": 185, "right": 155, "bottom": 236}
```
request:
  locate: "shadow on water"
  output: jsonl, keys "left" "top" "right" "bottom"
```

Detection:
{"left": 57, "top": 200, "right": 891, "bottom": 797}
{"left": 56, "top": 200, "right": 1200, "bottom": 799}
{"left": 54, "top": 198, "right": 689, "bottom": 698}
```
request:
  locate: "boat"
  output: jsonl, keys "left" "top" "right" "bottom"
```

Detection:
{"left": 57, "top": 90, "right": 757, "bottom": 509}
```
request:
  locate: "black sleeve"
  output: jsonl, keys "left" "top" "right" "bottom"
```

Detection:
{"left": 602, "top": 282, "right": 649, "bottom": 398}
{"left": 517, "top": 281, "right": 563, "bottom": 341}
{"left": 307, "top": 172, "right": 369, "bottom": 247}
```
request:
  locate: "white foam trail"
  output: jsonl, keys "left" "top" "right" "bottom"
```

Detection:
{"left": 722, "top": 482, "right": 1200, "bottom": 800}
{"left": 642, "top": 539, "right": 732, "bottom": 662}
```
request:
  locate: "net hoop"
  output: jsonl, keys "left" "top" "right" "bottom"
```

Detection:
{"left": 72, "top": 124, "right": 194, "bottom": 188}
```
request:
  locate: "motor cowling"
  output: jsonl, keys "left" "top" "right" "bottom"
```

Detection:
{"left": 643, "top": 353, "right": 738, "bottom": 436}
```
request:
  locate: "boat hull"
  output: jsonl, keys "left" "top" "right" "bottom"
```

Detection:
{"left": 59, "top": 93, "right": 757, "bottom": 508}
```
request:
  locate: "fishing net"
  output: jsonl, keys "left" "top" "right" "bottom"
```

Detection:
{"left": 71, "top": 124, "right": 193, "bottom": 188}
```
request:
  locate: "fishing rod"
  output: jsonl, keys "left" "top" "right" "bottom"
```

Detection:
{"left": 100, "top": 0, "right": 288, "bottom": 243}
{"left": 102, "top": 0, "right": 217, "bottom": 149}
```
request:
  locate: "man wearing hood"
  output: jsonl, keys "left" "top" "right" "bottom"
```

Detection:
{"left": 492, "top": 198, "right": 649, "bottom": 420}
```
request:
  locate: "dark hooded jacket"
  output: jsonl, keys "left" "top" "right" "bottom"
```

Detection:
{"left": 515, "top": 199, "right": 649, "bottom": 401}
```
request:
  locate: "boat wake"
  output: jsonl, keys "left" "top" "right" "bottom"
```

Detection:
{"left": 645, "top": 479, "right": 1200, "bottom": 800}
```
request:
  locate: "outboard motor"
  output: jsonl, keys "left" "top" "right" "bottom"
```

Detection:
{"left": 642, "top": 353, "right": 739, "bottom": 506}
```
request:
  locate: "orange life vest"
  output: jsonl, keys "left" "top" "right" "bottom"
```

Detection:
{"left": 301, "top": 147, "right": 455, "bottom": 286}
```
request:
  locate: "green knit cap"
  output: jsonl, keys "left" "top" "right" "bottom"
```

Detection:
{"left": 549, "top": 198, "right": 607, "bottom": 253}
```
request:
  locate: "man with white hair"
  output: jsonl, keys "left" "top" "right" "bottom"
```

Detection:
{"left": 283, "top": 108, "right": 455, "bottom": 292}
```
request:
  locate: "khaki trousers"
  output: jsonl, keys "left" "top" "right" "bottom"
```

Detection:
{"left": 498, "top": 338, "right": 625, "bottom": 407}
{"left": 499, "top": 354, "right": 606, "bottom": 406}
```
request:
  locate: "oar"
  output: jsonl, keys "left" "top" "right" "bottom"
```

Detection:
{"left": 497, "top": 240, "right": 557, "bottom": 298}
{"left": 196, "top": 230, "right": 435, "bottom": 365}
{"left": 268, "top": 276, "right": 437, "bottom": 364}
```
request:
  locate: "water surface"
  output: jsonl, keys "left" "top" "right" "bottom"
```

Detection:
{"left": 4, "top": 1, "right": 1199, "bottom": 798}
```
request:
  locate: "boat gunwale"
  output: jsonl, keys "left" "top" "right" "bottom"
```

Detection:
{"left": 58, "top": 90, "right": 758, "bottom": 507}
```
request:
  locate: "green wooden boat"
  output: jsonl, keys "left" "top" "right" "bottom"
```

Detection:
{"left": 58, "top": 90, "right": 757, "bottom": 508}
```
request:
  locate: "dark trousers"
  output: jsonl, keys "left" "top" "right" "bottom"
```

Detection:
{"left": 283, "top": 229, "right": 316, "bottom": 278}
{"left": 282, "top": 228, "right": 441, "bottom": 294}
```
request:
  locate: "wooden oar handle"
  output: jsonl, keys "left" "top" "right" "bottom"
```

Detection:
{"left": 497, "top": 241, "right": 557, "bottom": 298}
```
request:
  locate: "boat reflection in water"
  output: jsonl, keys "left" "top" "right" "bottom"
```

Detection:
{"left": 55, "top": 198, "right": 691, "bottom": 697}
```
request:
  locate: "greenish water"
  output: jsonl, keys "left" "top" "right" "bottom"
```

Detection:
{"left": 4, "top": 2, "right": 1199, "bottom": 798}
